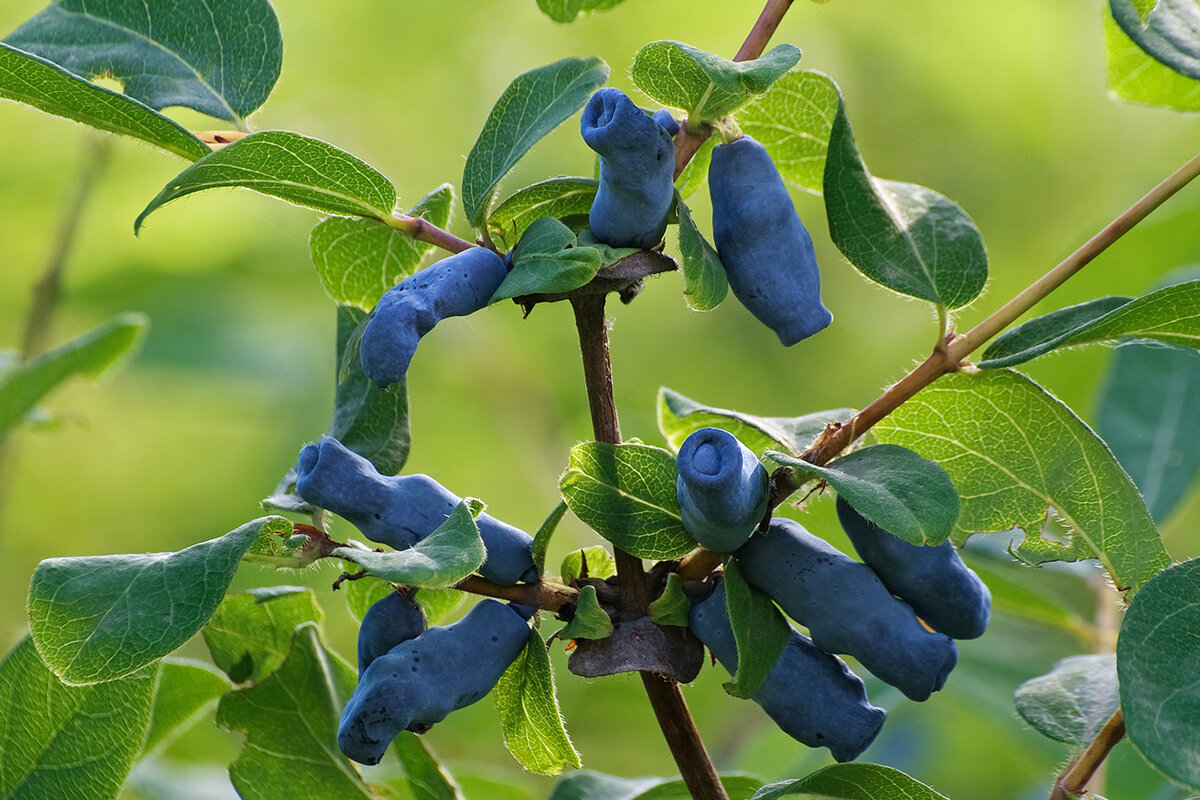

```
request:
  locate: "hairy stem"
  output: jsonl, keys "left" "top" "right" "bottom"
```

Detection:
{"left": 1048, "top": 709, "right": 1126, "bottom": 800}
{"left": 570, "top": 293, "right": 729, "bottom": 800}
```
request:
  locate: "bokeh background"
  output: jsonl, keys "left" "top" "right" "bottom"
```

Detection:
{"left": 1, "top": 1, "right": 1198, "bottom": 798}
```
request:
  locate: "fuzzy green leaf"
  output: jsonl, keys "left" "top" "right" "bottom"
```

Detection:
{"left": 1014, "top": 654, "right": 1119, "bottom": 747}
{"left": 493, "top": 628, "right": 581, "bottom": 776}
{"left": 1110, "top": 0, "right": 1200, "bottom": 80}
{"left": 1106, "top": 10, "right": 1200, "bottom": 111}
{"left": 140, "top": 659, "right": 231, "bottom": 757}
{"left": 738, "top": 70, "right": 840, "bottom": 194}
{"left": 675, "top": 198, "right": 728, "bottom": 310}
{"left": 491, "top": 217, "right": 603, "bottom": 301}
{"left": 560, "top": 546, "right": 617, "bottom": 583}
{"left": 648, "top": 573, "right": 690, "bottom": 628}
{"left": 463, "top": 57, "right": 608, "bottom": 228}
{"left": 750, "top": 763, "right": 949, "bottom": 800}
{"left": 722, "top": 559, "right": 790, "bottom": 699}
{"left": 488, "top": 177, "right": 598, "bottom": 251}
{"left": 202, "top": 587, "right": 324, "bottom": 685}
{"left": 560, "top": 585, "right": 614, "bottom": 640}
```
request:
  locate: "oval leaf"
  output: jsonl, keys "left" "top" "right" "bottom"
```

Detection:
{"left": 1014, "top": 654, "right": 1119, "bottom": 747}
{"left": 28, "top": 516, "right": 290, "bottom": 684}
{"left": 676, "top": 197, "right": 728, "bottom": 311}
{"left": 1106, "top": 9, "right": 1200, "bottom": 112}
{"left": 750, "top": 763, "right": 949, "bottom": 800}
{"left": 462, "top": 57, "right": 609, "bottom": 229}
{"left": 560, "top": 585, "right": 614, "bottom": 640}
{"left": 491, "top": 217, "right": 603, "bottom": 302}
{"left": 559, "top": 441, "right": 695, "bottom": 559}
{"left": 630, "top": 41, "right": 802, "bottom": 122}
{"left": 487, "top": 177, "right": 598, "bottom": 251}
{"left": 5, "top": 0, "right": 282, "bottom": 123}
{"left": 1110, "top": 0, "right": 1200, "bottom": 81}
{"left": 1118, "top": 556, "right": 1200, "bottom": 791}
{"left": 738, "top": 70, "right": 841, "bottom": 195}
{"left": 493, "top": 628, "right": 581, "bottom": 776}
{"left": 202, "top": 587, "right": 323, "bottom": 685}
{"left": 136, "top": 130, "right": 398, "bottom": 231}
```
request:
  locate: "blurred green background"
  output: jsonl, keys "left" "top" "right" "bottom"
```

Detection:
{"left": 1, "top": 0, "right": 1198, "bottom": 798}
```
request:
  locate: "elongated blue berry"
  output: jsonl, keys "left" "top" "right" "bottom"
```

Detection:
{"left": 689, "top": 579, "right": 885, "bottom": 762}
{"left": 357, "top": 590, "right": 427, "bottom": 677}
{"left": 737, "top": 517, "right": 957, "bottom": 701}
{"left": 709, "top": 135, "right": 832, "bottom": 345}
{"left": 338, "top": 599, "right": 531, "bottom": 765}
{"left": 296, "top": 436, "right": 538, "bottom": 585}
{"left": 836, "top": 496, "right": 990, "bottom": 640}
{"left": 676, "top": 427, "right": 768, "bottom": 552}
{"left": 581, "top": 88, "right": 676, "bottom": 249}
{"left": 360, "top": 247, "right": 508, "bottom": 387}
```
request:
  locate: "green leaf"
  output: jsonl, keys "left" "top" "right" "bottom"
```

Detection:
{"left": 648, "top": 573, "right": 690, "bottom": 628}
{"left": 343, "top": 576, "right": 396, "bottom": 622}
{"left": 0, "top": 44, "right": 208, "bottom": 160}
{"left": 532, "top": 501, "right": 570, "bottom": 574}
{"left": 560, "top": 585, "right": 614, "bottom": 640}
{"left": 136, "top": 130, "right": 398, "bottom": 232}
{"left": 657, "top": 387, "right": 853, "bottom": 458}
{"left": 0, "top": 637, "right": 158, "bottom": 800}
{"left": 0, "top": 313, "right": 147, "bottom": 439}
{"left": 311, "top": 184, "right": 454, "bottom": 310}
{"left": 392, "top": 731, "right": 463, "bottom": 800}
{"left": 979, "top": 281, "right": 1200, "bottom": 368}
{"left": 824, "top": 102, "right": 987, "bottom": 309}
{"left": 722, "top": 559, "right": 790, "bottom": 699}
{"left": 1106, "top": 10, "right": 1200, "bottom": 111}
{"left": 28, "top": 515, "right": 291, "bottom": 685}
{"left": 873, "top": 370, "right": 1170, "bottom": 596}
{"left": 463, "top": 57, "right": 609, "bottom": 229}
{"left": 633, "top": 776, "right": 763, "bottom": 800}
{"left": 487, "top": 177, "right": 599, "bottom": 251}
{"left": 332, "top": 500, "right": 486, "bottom": 587}
{"left": 1110, "top": 0, "right": 1200, "bottom": 81}
{"left": 750, "top": 763, "right": 950, "bottom": 800}
{"left": 493, "top": 628, "right": 581, "bottom": 776}
{"left": 415, "top": 588, "right": 466, "bottom": 626}
{"left": 1014, "top": 654, "right": 1119, "bottom": 747}
{"left": 738, "top": 70, "right": 840, "bottom": 194}
{"left": 675, "top": 198, "right": 728, "bottom": 311}
{"left": 549, "top": 772, "right": 763, "bottom": 800}
{"left": 673, "top": 133, "right": 715, "bottom": 200}
{"left": 202, "top": 587, "right": 324, "bottom": 684}
{"left": 630, "top": 41, "right": 802, "bottom": 122}
{"left": 561, "top": 546, "right": 617, "bottom": 583}
{"left": 765, "top": 444, "right": 959, "bottom": 546}
{"left": 536, "top": 0, "right": 628, "bottom": 23}
{"left": 5, "top": 0, "right": 282, "bottom": 124}
{"left": 1118, "top": 557, "right": 1200, "bottom": 791}
{"left": 1097, "top": 340, "right": 1200, "bottom": 524}
{"left": 491, "top": 217, "right": 603, "bottom": 302}
{"left": 140, "top": 658, "right": 231, "bottom": 757}
{"left": 240, "top": 522, "right": 320, "bottom": 570}
{"left": 560, "top": 441, "right": 696, "bottom": 559}
{"left": 217, "top": 622, "right": 382, "bottom": 799}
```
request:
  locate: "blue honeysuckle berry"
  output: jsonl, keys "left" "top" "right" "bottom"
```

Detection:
{"left": 580, "top": 87, "right": 676, "bottom": 250}
{"left": 359, "top": 246, "right": 508, "bottom": 388}
{"left": 688, "top": 578, "right": 885, "bottom": 762}
{"left": 651, "top": 108, "right": 680, "bottom": 137}
{"left": 338, "top": 599, "right": 531, "bottom": 765}
{"left": 295, "top": 436, "right": 538, "bottom": 585}
{"left": 709, "top": 135, "right": 832, "bottom": 346}
{"left": 357, "top": 589, "right": 427, "bottom": 677}
{"left": 736, "top": 517, "right": 958, "bottom": 701}
{"left": 676, "top": 427, "right": 769, "bottom": 552}
{"left": 835, "top": 495, "right": 990, "bottom": 640}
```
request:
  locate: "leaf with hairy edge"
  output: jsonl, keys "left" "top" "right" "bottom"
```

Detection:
{"left": 648, "top": 573, "right": 690, "bottom": 628}
{"left": 217, "top": 623, "right": 381, "bottom": 799}
{"left": 493, "top": 629, "right": 581, "bottom": 776}
{"left": 1014, "top": 654, "right": 1119, "bottom": 747}
{"left": 1106, "top": 10, "right": 1200, "bottom": 112}
{"left": 312, "top": 184, "right": 454, "bottom": 310}
{"left": 536, "top": 0, "right": 627, "bottom": 23}
{"left": 462, "top": 57, "right": 609, "bottom": 229}
{"left": 560, "top": 441, "right": 695, "bottom": 559}
{"left": 657, "top": 387, "right": 853, "bottom": 458}
{"left": 560, "top": 585, "right": 614, "bottom": 640}
{"left": 0, "top": 44, "right": 208, "bottom": 159}
{"left": 391, "top": 732, "right": 463, "bottom": 800}
{"left": 722, "top": 559, "right": 790, "bottom": 699}
{"left": 28, "top": 516, "right": 291, "bottom": 684}
{"left": 561, "top": 546, "right": 617, "bottom": 583}
{"left": 824, "top": 102, "right": 987, "bottom": 309}
{"left": 630, "top": 41, "right": 802, "bottom": 122}
{"left": 136, "top": 131, "right": 397, "bottom": 231}
{"left": 202, "top": 587, "right": 323, "bottom": 685}
{"left": 333, "top": 500, "right": 486, "bottom": 587}
{"left": 676, "top": 198, "right": 728, "bottom": 310}
{"left": 0, "top": 313, "right": 147, "bottom": 439}
{"left": 488, "top": 177, "right": 598, "bottom": 251}
{"left": 491, "top": 217, "right": 603, "bottom": 302}
{"left": 750, "top": 763, "right": 949, "bottom": 800}
{"left": 766, "top": 444, "right": 959, "bottom": 546}
{"left": 0, "top": 637, "right": 158, "bottom": 800}
{"left": 5, "top": 0, "right": 282, "bottom": 124}
{"left": 738, "top": 70, "right": 840, "bottom": 195}
{"left": 140, "top": 659, "right": 231, "bottom": 757}
{"left": 1118, "top": 557, "right": 1200, "bottom": 791}
{"left": 532, "top": 501, "right": 570, "bottom": 574}
{"left": 980, "top": 281, "right": 1200, "bottom": 368}
{"left": 1110, "top": 0, "right": 1200, "bottom": 81}
{"left": 874, "top": 370, "right": 1169, "bottom": 596}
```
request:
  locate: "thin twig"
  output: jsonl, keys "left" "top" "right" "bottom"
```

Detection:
{"left": 388, "top": 211, "right": 477, "bottom": 254}
{"left": 735, "top": 0, "right": 796, "bottom": 62}
{"left": 1048, "top": 709, "right": 1126, "bottom": 800}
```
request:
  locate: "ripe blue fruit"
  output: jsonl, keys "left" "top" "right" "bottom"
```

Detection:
{"left": 357, "top": 590, "right": 427, "bottom": 677}
{"left": 676, "top": 427, "right": 769, "bottom": 552}
{"left": 296, "top": 436, "right": 538, "bottom": 585}
{"left": 688, "top": 579, "right": 885, "bottom": 762}
{"left": 338, "top": 599, "right": 531, "bottom": 765}
{"left": 737, "top": 517, "right": 957, "bottom": 701}
{"left": 651, "top": 108, "right": 680, "bottom": 137}
{"left": 708, "top": 135, "right": 832, "bottom": 346}
{"left": 580, "top": 87, "right": 676, "bottom": 249}
{"left": 359, "top": 247, "right": 508, "bottom": 388}
{"left": 835, "top": 496, "right": 990, "bottom": 640}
